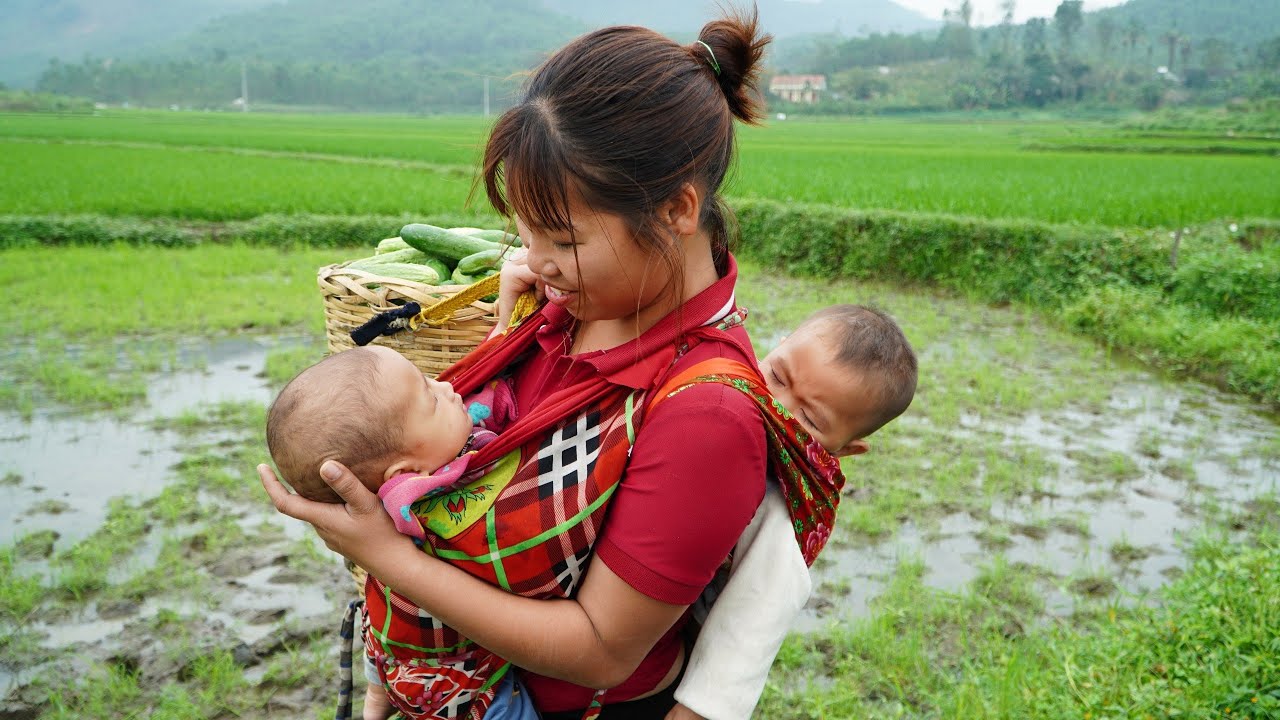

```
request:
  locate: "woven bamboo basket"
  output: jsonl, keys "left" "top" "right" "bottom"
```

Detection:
{"left": 317, "top": 263, "right": 498, "bottom": 378}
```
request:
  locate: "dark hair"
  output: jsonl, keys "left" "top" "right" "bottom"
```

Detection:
{"left": 480, "top": 6, "right": 770, "bottom": 302}
{"left": 804, "top": 305, "right": 918, "bottom": 438}
{"left": 265, "top": 348, "right": 404, "bottom": 502}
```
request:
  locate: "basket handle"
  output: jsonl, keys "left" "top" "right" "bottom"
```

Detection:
{"left": 349, "top": 274, "right": 540, "bottom": 346}
{"left": 411, "top": 274, "right": 502, "bottom": 328}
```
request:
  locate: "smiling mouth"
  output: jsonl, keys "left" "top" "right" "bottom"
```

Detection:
{"left": 544, "top": 284, "right": 578, "bottom": 305}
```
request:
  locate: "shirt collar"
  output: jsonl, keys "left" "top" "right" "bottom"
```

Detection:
{"left": 534, "top": 254, "right": 742, "bottom": 389}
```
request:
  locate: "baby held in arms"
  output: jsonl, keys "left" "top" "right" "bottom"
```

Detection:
{"left": 265, "top": 345, "right": 519, "bottom": 720}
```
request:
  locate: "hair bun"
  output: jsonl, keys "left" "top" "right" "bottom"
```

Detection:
{"left": 693, "top": 6, "right": 771, "bottom": 124}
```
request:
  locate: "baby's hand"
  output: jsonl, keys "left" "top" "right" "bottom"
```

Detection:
{"left": 664, "top": 702, "right": 708, "bottom": 720}
{"left": 494, "top": 248, "right": 541, "bottom": 335}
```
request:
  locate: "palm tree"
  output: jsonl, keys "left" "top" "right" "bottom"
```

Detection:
{"left": 1163, "top": 30, "right": 1180, "bottom": 72}
{"left": 1125, "top": 17, "right": 1143, "bottom": 67}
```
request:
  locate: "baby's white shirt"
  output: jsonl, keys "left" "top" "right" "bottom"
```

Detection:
{"left": 674, "top": 483, "right": 811, "bottom": 720}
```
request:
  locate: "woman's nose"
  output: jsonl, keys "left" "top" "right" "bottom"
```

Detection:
{"left": 523, "top": 235, "right": 556, "bottom": 277}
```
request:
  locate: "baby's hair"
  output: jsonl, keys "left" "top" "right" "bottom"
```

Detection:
{"left": 265, "top": 348, "right": 405, "bottom": 502}
{"left": 803, "top": 305, "right": 918, "bottom": 438}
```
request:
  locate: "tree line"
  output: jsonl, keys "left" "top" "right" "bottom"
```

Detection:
{"left": 776, "top": 0, "right": 1280, "bottom": 114}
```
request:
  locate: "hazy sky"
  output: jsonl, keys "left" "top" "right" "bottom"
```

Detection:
{"left": 892, "top": 0, "right": 1128, "bottom": 26}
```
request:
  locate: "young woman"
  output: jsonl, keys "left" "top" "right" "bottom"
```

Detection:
{"left": 261, "top": 9, "right": 774, "bottom": 718}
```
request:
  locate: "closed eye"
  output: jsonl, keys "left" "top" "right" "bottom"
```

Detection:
{"left": 423, "top": 374, "right": 438, "bottom": 410}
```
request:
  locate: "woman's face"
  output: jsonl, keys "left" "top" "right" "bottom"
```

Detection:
{"left": 515, "top": 195, "right": 673, "bottom": 326}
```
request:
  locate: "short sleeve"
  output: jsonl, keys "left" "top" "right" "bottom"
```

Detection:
{"left": 595, "top": 381, "right": 767, "bottom": 605}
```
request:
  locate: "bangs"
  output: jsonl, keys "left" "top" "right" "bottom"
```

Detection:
{"left": 482, "top": 103, "right": 577, "bottom": 233}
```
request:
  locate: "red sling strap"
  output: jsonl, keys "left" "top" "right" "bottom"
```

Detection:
{"left": 647, "top": 357, "right": 847, "bottom": 566}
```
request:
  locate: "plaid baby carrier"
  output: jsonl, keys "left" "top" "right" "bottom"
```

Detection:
{"left": 361, "top": 308, "right": 847, "bottom": 720}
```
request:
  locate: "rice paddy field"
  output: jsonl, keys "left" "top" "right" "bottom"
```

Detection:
{"left": 2, "top": 111, "right": 1278, "bottom": 224}
{"left": 0, "top": 109, "right": 1277, "bottom": 719}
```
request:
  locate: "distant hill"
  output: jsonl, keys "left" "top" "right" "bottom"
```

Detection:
{"left": 539, "top": 0, "right": 941, "bottom": 38}
{"left": 166, "top": 0, "right": 580, "bottom": 72}
{"left": 35, "top": 0, "right": 586, "bottom": 111}
{"left": 1095, "top": 0, "right": 1280, "bottom": 49}
{"left": 0, "top": 0, "right": 277, "bottom": 88}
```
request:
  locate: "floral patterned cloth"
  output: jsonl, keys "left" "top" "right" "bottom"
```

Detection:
{"left": 647, "top": 358, "right": 847, "bottom": 566}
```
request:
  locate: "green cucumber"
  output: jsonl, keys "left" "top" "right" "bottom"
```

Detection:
{"left": 400, "top": 223, "right": 500, "bottom": 261}
{"left": 457, "top": 248, "right": 505, "bottom": 275}
{"left": 376, "top": 236, "right": 411, "bottom": 254}
{"left": 350, "top": 262, "right": 441, "bottom": 285}
{"left": 349, "top": 247, "right": 428, "bottom": 267}
{"left": 450, "top": 266, "right": 479, "bottom": 286}
{"left": 419, "top": 256, "right": 452, "bottom": 284}
{"left": 461, "top": 229, "right": 521, "bottom": 247}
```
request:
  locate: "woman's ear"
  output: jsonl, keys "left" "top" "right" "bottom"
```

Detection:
{"left": 659, "top": 182, "right": 701, "bottom": 239}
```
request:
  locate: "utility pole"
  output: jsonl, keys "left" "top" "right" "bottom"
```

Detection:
{"left": 483, "top": 77, "right": 490, "bottom": 118}
{"left": 241, "top": 61, "right": 249, "bottom": 112}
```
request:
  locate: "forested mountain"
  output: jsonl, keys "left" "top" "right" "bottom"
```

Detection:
{"left": 24, "top": 0, "right": 1280, "bottom": 113}
{"left": 162, "top": 0, "right": 578, "bottom": 72}
{"left": 37, "top": 0, "right": 583, "bottom": 111}
{"left": 1094, "top": 0, "right": 1280, "bottom": 49}
{"left": 0, "top": 0, "right": 277, "bottom": 87}
{"left": 539, "top": 0, "right": 940, "bottom": 38}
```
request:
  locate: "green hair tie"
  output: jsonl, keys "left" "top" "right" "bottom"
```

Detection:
{"left": 696, "top": 40, "right": 721, "bottom": 77}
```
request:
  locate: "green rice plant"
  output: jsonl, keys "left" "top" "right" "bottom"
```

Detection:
{"left": 0, "top": 141, "right": 479, "bottom": 220}
{"left": 0, "top": 110, "right": 490, "bottom": 164}
{"left": 3, "top": 112, "right": 1278, "bottom": 226}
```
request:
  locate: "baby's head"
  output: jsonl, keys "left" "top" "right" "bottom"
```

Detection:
{"left": 759, "top": 305, "right": 917, "bottom": 457}
{"left": 265, "top": 346, "right": 473, "bottom": 502}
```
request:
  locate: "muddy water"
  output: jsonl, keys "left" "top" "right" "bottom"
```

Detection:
{"left": 0, "top": 335, "right": 343, "bottom": 705}
{"left": 799, "top": 355, "right": 1280, "bottom": 631}
{"left": 1, "top": 335, "right": 311, "bottom": 548}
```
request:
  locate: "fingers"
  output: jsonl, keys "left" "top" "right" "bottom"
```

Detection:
{"left": 258, "top": 463, "right": 315, "bottom": 522}
{"left": 496, "top": 253, "right": 538, "bottom": 331}
{"left": 319, "top": 460, "right": 382, "bottom": 515}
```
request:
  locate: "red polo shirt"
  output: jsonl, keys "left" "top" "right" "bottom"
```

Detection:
{"left": 513, "top": 258, "right": 768, "bottom": 712}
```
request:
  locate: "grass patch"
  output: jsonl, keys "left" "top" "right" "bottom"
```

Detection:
{"left": 0, "top": 547, "right": 44, "bottom": 621}
{"left": 763, "top": 531, "right": 1280, "bottom": 718}
{"left": 52, "top": 497, "right": 150, "bottom": 599}
{"left": 152, "top": 400, "right": 265, "bottom": 436}
{"left": 0, "top": 243, "right": 357, "bottom": 338}
{"left": 0, "top": 242, "right": 346, "bottom": 414}
{"left": 263, "top": 343, "right": 325, "bottom": 385}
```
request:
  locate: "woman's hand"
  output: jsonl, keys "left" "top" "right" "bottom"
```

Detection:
{"left": 494, "top": 248, "right": 542, "bottom": 334}
{"left": 258, "top": 460, "right": 411, "bottom": 569}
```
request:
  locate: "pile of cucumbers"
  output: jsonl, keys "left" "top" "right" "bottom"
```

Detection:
{"left": 345, "top": 223, "right": 520, "bottom": 286}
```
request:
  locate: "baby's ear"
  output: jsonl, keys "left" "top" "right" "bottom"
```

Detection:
{"left": 833, "top": 439, "right": 869, "bottom": 458}
{"left": 383, "top": 459, "right": 419, "bottom": 483}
